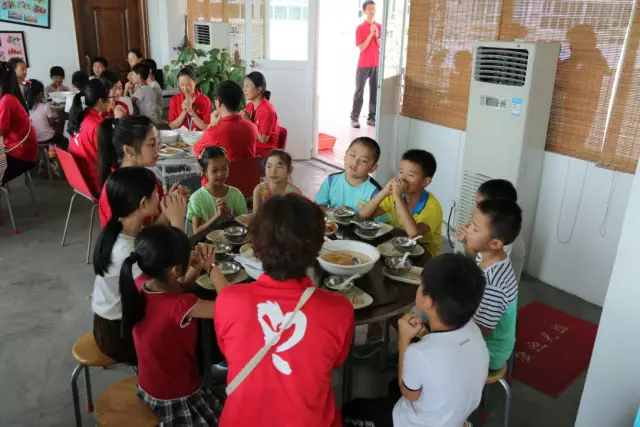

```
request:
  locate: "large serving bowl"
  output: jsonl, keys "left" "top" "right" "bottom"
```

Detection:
{"left": 159, "top": 129, "right": 179, "bottom": 144}
{"left": 180, "top": 131, "right": 204, "bottom": 145}
{"left": 317, "top": 240, "right": 380, "bottom": 276}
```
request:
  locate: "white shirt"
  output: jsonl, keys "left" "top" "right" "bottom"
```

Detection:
{"left": 149, "top": 80, "right": 163, "bottom": 110}
{"left": 64, "top": 92, "right": 85, "bottom": 113}
{"left": 392, "top": 321, "right": 489, "bottom": 427}
{"left": 133, "top": 84, "right": 160, "bottom": 122}
{"left": 91, "top": 233, "right": 142, "bottom": 320}
{"left": 30, "top": 103, "right": 56, "bottom": 142}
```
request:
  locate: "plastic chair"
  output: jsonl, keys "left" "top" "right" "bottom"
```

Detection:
{"left": 227, "top": 156, "right": 262, "bottom": 197}
{"left": 0, "top": 171, "right": 37, "bottom": 234}
{"left": 94, "top": 378, "right": 159, "bottom": 427}
{"left": 55, "top": 148, "right": 99, "bottom": 263}
{"left": 278, "top": 126, "right": 288, "bottom": 150}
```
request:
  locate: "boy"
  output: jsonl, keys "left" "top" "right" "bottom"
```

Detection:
{"left": 91, "top": 56, "right": 108, "bottom": 79}
{"left": 46, "top": 66, "right": 69, "bottom": 94}
{"left": 465, "top": 198, "right": 522, "bottom": 370}
{"left": 192, "top": 80, "right": 257, "bottom": 162}
{"left": 130, "top": 63, "right": 161, "bottom": 123}
{"left": 360, "top": 149, "right": 443, "bottom": 257}
{"left": 343, "top": 254, "right": 489, "bottom": 427}
{"left": 315, "top": 136, "right": 381, "bottom": 213}
{"left": 457, "top": 179, "right": 526, "bottom": 282}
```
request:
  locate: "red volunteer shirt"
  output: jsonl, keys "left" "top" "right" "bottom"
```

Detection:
{"left": 214, "top": 275, "right": 355, "bottom": 427}
{"left": 168, "top": 91, "right": 212, "bottom": 131}
{"left": 98, "top": 177, "right": 165, "bottom": 227}
{"left": 0, "top": 94, "right": 37, "bottom": 162}
{"left": 114, "top": 100, "right": 130, "bottom": 116}
{"left": 69, "top": 108, "right": 104, "bottom": 196}
{"left": 356, "top": 21, "right": 382, "bottom": 69}
{"left": 193, "top": 114, "right": 257, "bottom": 162}
{"left": 245, "top": 99, "right": 280, "bottom": 158}
{"left": 134, "top": 276, "right": 202, "bottom": 400}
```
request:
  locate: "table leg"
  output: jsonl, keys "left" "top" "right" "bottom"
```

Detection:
{"left": 200, "top": 319, "right": 213, "bottom": 389}
{"left": 341, "top": 333, "right": 356, "bottom": 406}
{"left": 379, "top": 319, "right": 390, "bottom": 371}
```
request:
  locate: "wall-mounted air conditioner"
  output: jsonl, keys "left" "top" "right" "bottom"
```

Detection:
{"left": 457, "top": 40, "right": 560, "bottom": 262}
{"left": 193, "top": 21, "right": 231, "bottom": 52}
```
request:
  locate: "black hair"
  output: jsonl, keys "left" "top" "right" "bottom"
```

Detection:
{"left": 476, "top": 199, "right": 522, "bottom": 245}
{"left": 98, "top": 115, "right": 156, "bottom": 186}
{"left": 128, "top": 48, "right": 143, "bottom": 61}
{"left": 98, "top": 71, "right": 118, "bottom": 95}
{"left": 198, "top": 146, "right": 228, "bottom": 170}
{"left": 178, "top": 66, "right": 196, "bottom": 82}
{"left": 67, "top": 79, "right": 109, "bottom": 135}
{"left": 50, "top": 66, "right": 65, "bottom": 79}
{"left": 245, "top": 71, "right": 271, "bottom": 101}
{"left": 362, "top": 0, "right": 376, "bottom": 10}
{"left": 215, "top": 80, "right": 243, "bottom": 112}
{"left": 92, "top": 56, "right": 109, "bottom": 69}
{"left": 24, "top": 79, "right": 45, "bottom": 111}
{"left": 132, "top": 63, "right": 151, "bottom": 81}
{"left": 9, "top": 57, "right": 26, "bottom": 69}
{"left": 119, "top": 225, "right": 191, "bottom": 333}
{"left": 71, "top": 71, "right": 90, "bottom": 91}
{"left": 349, "top": 136, "right": 381, "bottom": 164}
{"left": 420, "top": 253, "right": 486, "bottom": 329}
{"left": 93, "top": 167, "right": 158, "bottom": 276}
{"left": 140, "top": 58, "right": 164, "bottom": 89}
{"left": 250, "top": 194, "right": 325, "bottom": 281}
{"left": 0, "top": 61, "right": 27, "bottom": 111}
{"left": 402, "top": 149, "right": 437, "bottom": 178}
{"left": 265, "top": 149, "right": 292, "bottom": 170}
{"left": 477, "top": 179, "right": 518, "bottom": 202}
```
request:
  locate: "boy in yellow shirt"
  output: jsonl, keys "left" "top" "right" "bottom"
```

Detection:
{"left": 360, "top": 149, "right": 443, "bottom": 257}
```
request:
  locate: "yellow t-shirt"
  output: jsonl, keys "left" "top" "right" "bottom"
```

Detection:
{"left": 379, "top": 190, "right": 443, "bottom": 257}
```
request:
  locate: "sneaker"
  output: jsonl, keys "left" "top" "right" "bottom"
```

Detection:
{"left": 367, "top": 119, "right": 375, "bottom": 127}
{"left": 213, "top": 360, "right": 228, "bottom": 371}
{"left": 353, "top": 337, "right": 383, "bottom": 359}
{"left": 351, "top": 120, "right": 361, "bottom": 129}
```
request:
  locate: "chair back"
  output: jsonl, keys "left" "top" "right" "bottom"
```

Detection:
{"left": 55, "top": 147, "right": 97, "bottom": 201}
{"left": 227, "top": 156, "right": 262, "bottom": 197}
{"left": 278, "top": 126, "right": 288, "bottom": 150}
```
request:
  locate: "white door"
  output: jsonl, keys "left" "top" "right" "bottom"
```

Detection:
{"left": 244, "top": 0, "right": 317, "bottom": 160}
{"left": 374, "top": 0, "right": 410, "bottom": 182}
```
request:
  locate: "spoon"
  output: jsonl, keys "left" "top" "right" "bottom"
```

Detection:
{"left": 409, "top": 235, "right": 423, "bottom": 244}
{"left": 400, "top": 251, "right": 410, "bottom": 268}
{"left": 320, "top": 247, "right": 361, "bottom": 265}
{"left": 334, "top": 274, "right": 361, "bottom": 291}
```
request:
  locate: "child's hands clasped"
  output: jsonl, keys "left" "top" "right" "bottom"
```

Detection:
{"left": 191, "top": 243, "right": 216, "bottom": 272}
{"left": 398, "top": 312, "right": 427, "bottom": 343}
{"left": 162, "top": 193, "right": 187, "bottom": 227}
{"left": 169, "top": 183, "right": 190, "bottom": 202}
{"left": 390, "top": 178, "right": 407, "bottom": 198}
{"left": 216, "top": 198, "right": 231, "bottom": 218}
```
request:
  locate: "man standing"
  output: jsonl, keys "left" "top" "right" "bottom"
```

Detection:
{"left": 351, "top": 1, "right": 381, "bottom": 129}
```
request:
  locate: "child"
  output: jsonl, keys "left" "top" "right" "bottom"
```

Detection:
{"left": 99, "top": 71, "right": 133, "bottom": 118}
{"left": 343, "top": 254, "right": 488, "bottom": 427}
{"left": 140, "top": 59, "right": 163, "bottom": 114}
{"left": 9, "top": 57, "right": 27, "bottom": 98}
{"left": 456, "top": 179, "right": 526, "bottom": 282}
{"left": 315, "top": 136, "right": 381, "bottom": 213}
{"left": 46, "top": 66, "right": 69, "bottom": 94}
{"left": 464, "top": 198, "right": 522, "bottom": 370}
{"left": 129, "top": 63, "right": 161, "bottom": 122}
{"left": 92, "top": 56, "right": 108, "bottom": 79}
{"left": 360, "top": 149, "right": 443, "bottom": 258}
{"left": 252, "top": 149, "right": 301, "bottom": 214}
{"left": 188, "top": 146, "right": 248, "bottom": 233}
{"left": 65, "top": 71, "right": 90, "bottom": 113}
{"left": 120, "top": 225, "right": 227, "bottom": 425}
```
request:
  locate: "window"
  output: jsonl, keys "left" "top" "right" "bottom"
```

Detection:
{"left": 273, "top": 5, "right": 288, "bottom": 20}
{"left": 290, "top": 5, "right": 302, "bottom": 21}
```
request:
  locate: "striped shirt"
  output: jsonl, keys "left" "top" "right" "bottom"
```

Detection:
{"left": 473, "top": 254, "right": 518, "bottom": 330}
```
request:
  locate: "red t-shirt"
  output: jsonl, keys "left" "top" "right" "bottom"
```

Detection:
{"left": 245, "top": 99, "right": 280, "bottom": 158}
{"left": 193, "top": 114, "right": 257, "bottom": 162}
{"left": 168, "top": 91, "right": 212, "bottom": 131}
{"left": 114, "top": 100, "right": 130, "bottom": 116}
{"left": 134, "top": 276, "right": 202, "bottom": 400}
{"left": 0, "top": 94, "right": 37, "bottom": 162}
{"left": 98, "top": 176, "right": 165, "bottom": 227}
{"left": 356, "top": 21, "right": 382, "bottom": 69}
{"left": 69, "top": 108, "right": 104, "bottom": 196}
{"left": 214, "top": 275, "right": 355, "bottom": 427}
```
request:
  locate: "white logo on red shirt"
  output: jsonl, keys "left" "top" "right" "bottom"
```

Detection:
{"left": 257, "top": 301, "right": 308, "bottom": 375}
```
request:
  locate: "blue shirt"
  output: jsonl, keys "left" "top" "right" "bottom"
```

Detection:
{"left": 314, "top": 172, "right": 381, "bottom": 213}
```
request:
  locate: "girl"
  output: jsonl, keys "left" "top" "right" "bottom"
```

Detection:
{"left": 141, "top": 58, "right": 164, "bottom": 110}
{"left": 187, "top": 146, "right": 247, "bottom": 234}
{"left": 127, "top": 48, "right": 143, "bottom": 69}
{"left": 0, "top": 61, "right": 37, "bottom": 185}
{"left": 68, "top": 79, "right": 112, "bottom": 196}
{"left": 168, "top": 67, "right": 211, "bottom": 131}
{"left": 242, "top": 71, "right": 280, "bottom": 157}
{"left": 121, "top": 224, "right": 226, "bottom": 425}
{"left": 92, "top": 56, "right": 108, "bottom": 79}
{"left": 100, "top": 71, "right": 133, "bottom": 117}
{"left": 252, "top": 149, "right": 300, "bottom": 214}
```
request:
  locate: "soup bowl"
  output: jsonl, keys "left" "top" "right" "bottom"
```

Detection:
{"left": 356, "top": 220, "right": 381, "bottom": 237}
{"left": 317, "top": 240, "right": 380, "bottom": 276}
{"left": 333, "top": 207, "right": 356, "bottom": 225}
{"left": 224, "top": 226, "right": 248, "bottom": 244}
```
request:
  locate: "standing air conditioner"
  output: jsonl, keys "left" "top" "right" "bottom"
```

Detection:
{"left": 193, "top": 21, "right": 231, "bottom": 52}
{"left": 457, "top": 40, "right": 560, "bottom": 260}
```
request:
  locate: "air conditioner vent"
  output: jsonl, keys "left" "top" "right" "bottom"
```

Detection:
{"left": 457, "top": 171, "right": 492, "bottom": 229}
{"left": 474, "top": 47, "right": 528, "bottom": 86}
{"left": 194, "top": 23, "right": 211, "bottom": 46}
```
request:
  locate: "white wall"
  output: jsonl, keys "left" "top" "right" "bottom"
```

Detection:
{"left": 2, "top": 0, "right": 78, "bottom": 85}
{"left": 148, "top": 0, "right": 186, "bottom": 68}
{"left": 575, "top": 160, "right": 640, "bottom": 426}
{"left": 396, "top": 116, "right": 634, "bottom": 306}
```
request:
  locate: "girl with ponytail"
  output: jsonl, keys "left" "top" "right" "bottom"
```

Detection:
{"left": 119, "top": 225, "right": 227, "bottom": 425}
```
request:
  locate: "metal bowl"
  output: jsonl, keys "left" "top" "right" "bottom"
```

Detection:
{"left": 356, "top": 220, "right": 381, "bottom": 237}
{"left": 391, "top": 236, "right": 417, "bottom": 254}
{"left": 215, "top": 261, "right": 242, "bottom": 280}
{"left": 224, "top": 226, "right": 248, "bottom": 244}
{"left": 333, "top": 207, "right": 356, "bottom": 224}
{"left": 385, "top": 257, "right": 413, "bottom": 276}
{"left": 324, "top": 275, "right": 355, "bottom": 293}
{"left": 210, "top": 241, "right": 233, "bottom": 255}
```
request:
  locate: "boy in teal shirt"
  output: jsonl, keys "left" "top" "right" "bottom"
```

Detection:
{"left": 464, "top": 198, "right": 522, "bottom": 370}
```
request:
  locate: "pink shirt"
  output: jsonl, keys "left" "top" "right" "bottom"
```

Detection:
{"left": 356, "top": 21, "right": 382, "bottom": 69}
{"left": 30, "top": 103, "right": 56, "bottom": 142}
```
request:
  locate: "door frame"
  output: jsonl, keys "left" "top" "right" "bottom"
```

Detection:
{"left": 71, "top": 0, "right": 151, "bottom": 74}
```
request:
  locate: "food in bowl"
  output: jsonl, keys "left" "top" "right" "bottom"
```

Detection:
{"left": 385, "top": 257, "right": 413, "bottom": 275}
{"left": 391, "top": 236, "right": 417, "bottom": 253}
{"left": 325, "top": 221, "right": 338, "bottom": 235}
{"left": 324, "top": 276, "right": 355, "bottom": 293}
{"left": 180, "top": 131, "right": 204, "bottom": 145}
{"left": 356, "top": 220, "right": 381, "bottom": 237}
{"left": 224, "top": 226, "right": 248, "bottom": 244}
{"left": 160, "top": 130, "right": 179, "bottom": 144}
{"left": 159, "top": 147, "right": 180, "bottom": 155}
{"left": 317, "top": 240, "right": 380, "bottom": 276}
{"left": 321, "top": 250, "right": 370, "bottom": 266}
{"left": 170, "top": 141, "right": 190, "bottom": 149}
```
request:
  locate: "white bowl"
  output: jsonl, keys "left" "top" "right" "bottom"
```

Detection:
{"left": 49, "top": 91, "right": 74, "bottom": 102}
{"left": 317, "top": 240, "right": 380, "bottom": 277}
{"left": 180, "top": 131, "right": 204, "bottom": 145}
{"left": 160, "top": 130, "right": 179, "bottom": 144}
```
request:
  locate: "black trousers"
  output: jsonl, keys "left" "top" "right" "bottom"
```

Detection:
{"left": 351, "top": 66, "right": 379, "bottom": 121}
{"left": 2, "top": 156, "right": 36, "bottom": 185}
{"left": 342, "top": 378, "right": 401, "bottom": 427}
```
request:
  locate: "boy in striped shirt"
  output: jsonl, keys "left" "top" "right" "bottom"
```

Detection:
{"left": 464, "top": 198, "right": 522, "bottom": 370}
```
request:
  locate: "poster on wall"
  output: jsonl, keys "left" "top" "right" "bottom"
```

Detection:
{"left": 0, "top": 31, "right": 29, "bottom": 66}
{"left": 0, "top": 0, "right": 51, "bottom": 29}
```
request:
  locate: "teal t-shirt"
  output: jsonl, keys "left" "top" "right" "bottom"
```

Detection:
{"left": 187, "top": 185, "right": 248, "bottom": 222}
{"left": 314, "top": 172, "right": 381, "bottom": 213}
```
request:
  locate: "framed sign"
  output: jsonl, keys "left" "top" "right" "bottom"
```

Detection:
{"left": 0, "top": 31, "right": 29, "bottom": 66}
{"left": 0, "top": 0, "right": 51, "bottom": 29}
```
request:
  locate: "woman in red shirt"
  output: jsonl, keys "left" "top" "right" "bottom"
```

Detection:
{"left": 0, "top": 61, "right": 37, "bottom": 185}
{"left": 242, "top": 71, "right": 281, "bottom": 158}
{"left": 168, "top": 67, "right": 211, "bottom": 131}
{"left": 214, "top": 194, "right": 355, "bottom": 427}
{"left": 68, "top": 79, "right": 113, "bottom": 196}
{"left": 100, "top": 71, "right": 132, "bottom": 118}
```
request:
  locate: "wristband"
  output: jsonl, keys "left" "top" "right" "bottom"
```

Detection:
{"left": 207, "top": 265, "right": 215, "bottom": 275}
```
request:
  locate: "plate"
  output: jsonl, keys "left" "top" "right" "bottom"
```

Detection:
{"left": 169, "top": 141, "right": 191, "bottom": 150}
{"left": 207, "top": 229, "right": 250, "bottom": 245}
{"left": 235, "top": 214, "right": 254, "bottom": 227}
{"left": 158, "top": 146, "right": 183, "bottom": 158}
{"left": 330, "top": 285, "right": 373, "bottom": 310}
{"left": 382, "top": 266, "right": 423, "bottom": 285}
{"left": 237, "top": 244, "right": 262, "bottom": 280}
{"left": 354, "top": 223, "right": 393, "bottom": 240}
{"left": 376, "top": 239, "right": 425, "bottom": 258}
{"left": 196, "top": 269, "right": 249, "bottom": 289}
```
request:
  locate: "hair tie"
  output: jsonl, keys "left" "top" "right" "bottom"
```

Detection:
{"left": 129, "top": 252, "right": 139, "bottom": 263}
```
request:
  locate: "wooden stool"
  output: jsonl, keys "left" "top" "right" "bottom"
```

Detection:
{"left": 71, "top": 332, "right": 117, "bottom": 427}
{"left": 481, "top": 364, "right": 511, "bottom": 427}
{"left": 94, "top": 377, "right": 159, "bottom": 426}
